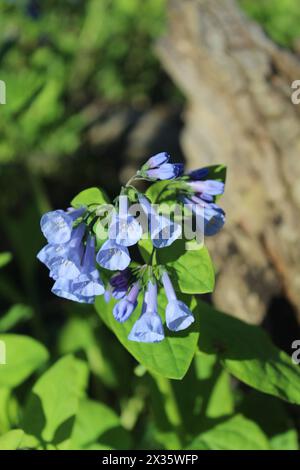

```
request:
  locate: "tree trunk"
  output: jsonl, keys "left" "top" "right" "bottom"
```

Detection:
{"left": 156, "top": 0, "right": 300, "bottom": 324}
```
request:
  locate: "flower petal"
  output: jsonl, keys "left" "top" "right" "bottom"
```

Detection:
{"left": 128, "top": 312, "right": 164, "bottom": 343}
{"left": 109, "top": 215, "right": 142, "bottom": 247}
{"left": 96, "top": 239, "right": 131, "bottom": 271}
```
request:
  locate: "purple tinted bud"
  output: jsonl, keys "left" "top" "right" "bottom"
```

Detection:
{"left": 188, "top": 168, "right": 209, "bottom": 180}
{"left": 110, "top": 269, "right": 130, "bottom": 289}
{"left": 110, "top": 269, "right": 130, "bottom": 299}
{"left": 146, "top": 163, "right": 184, "bottom": 181}
{"left": 198, "top": 193, "right": 214, "bottom": 203}
{"left": 144, "top": 152, "right": 170, "bottom": 169}
{"left": 113, "top": 281, "right": 140, "bottom": 323}
{"left": 188, "top": 180, "right": 224, "bottom": 196}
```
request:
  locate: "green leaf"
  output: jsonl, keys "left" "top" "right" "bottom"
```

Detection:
{"left": 71, "top": 399, "right": 131, "bottom": 450}
{"left": 0, "top": 252, "right": 12, "bottom": 270}
{"left": 22, "top": 355, "right": 88, "bottom": 449}
{"left": 138, "top": 237, "right": 153, "bottom": 263}
{"left": 0, "top": 388, "right": 19, "bottom": 434}
{"left": 58, "top": 317, "right": 118, "bottom": 388}
{"left": 197, "top": 300, "right": 300, "bottom": 404}
{"left": 0, "top": 304, "right": 33, "bottom": 332}
{"left": 0, "top": 334, "right": 49, "bottom": 388}
{"left": 95, "top": 292, "right": 199, "bottom": 380}
{"left": 239, "top": 391, "right": 299, "bottom": 450}
{"left": 0, "top": 429, "right": 24, "bottom": 450}
{"left": 193, "top": 350, "right": 234, "bottom": 419}
{"left": 146, "top": 180, "right": 187, "bottom": 204}
{"left": 71, "top": 187, "right": 110, "bottom": 208}
{"left": 169, "top": 350, "right": 233, "bottom": 438}
{"left": 157, "top": 240, "right": 215, "bottom": 294}
{"left": 206, "top": 164, "right": 227, "bottom": 184}
{"left": 186, "top": 414, "right": 270, "bottom": 450}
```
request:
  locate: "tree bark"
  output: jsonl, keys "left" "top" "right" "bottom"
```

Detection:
{"left": 156, "top": 0, "right": 300, "bottom": 323}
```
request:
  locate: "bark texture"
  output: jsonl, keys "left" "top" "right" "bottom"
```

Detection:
{"left": 156, "top": 0, "right": 300, "bottom": 323}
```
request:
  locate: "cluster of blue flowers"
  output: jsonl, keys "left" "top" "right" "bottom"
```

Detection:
{"left": 107, "top": 269, "right": 195, "bottom": 343}
{"left": 37, "top": 208, "right": 105, "bottom": 304}
{"left": 37, "top": 152, "right": 225, "bottom": 343}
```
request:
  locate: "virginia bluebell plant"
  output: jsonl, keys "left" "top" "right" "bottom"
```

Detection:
{"left": 37, "top": 152, "right": 226, "bottom": 343}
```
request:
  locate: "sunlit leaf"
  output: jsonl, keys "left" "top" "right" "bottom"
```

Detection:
{"left": 0, "top": 334, "right": 49, "bottom": 388}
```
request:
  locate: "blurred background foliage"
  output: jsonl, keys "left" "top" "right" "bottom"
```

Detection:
{"left": 239, "top": 0, "right": 300, "bottom": 48}
{"left": 0, "top": 0, "right": 299, "bottom": 450}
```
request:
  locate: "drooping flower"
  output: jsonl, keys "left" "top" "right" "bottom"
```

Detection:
{"left": 128, "top": 280, "right": 164, "bottom": 343}
{"left": 108, "top": 195, "right": 142, "bottom": 247}
{"left": 182, "top": 195, "right": 225, "bottom": 236}
{"left": 96, "top": 239, "right": 131, "bottom": 271}
{"left": 113, "top": 281, "right": 140, "bottom": 323}
{"left": 38, "top": 207, "right": 105, "bottom": 304}
{"left": 40, "top": 207, "right": 85, "bottom": 245}
{"left": 50, "top": 232, "right": 104, "bottom": 303}
{"left": 181, "top": 169, "right": 226, "bottom": 237}
{"left": 161, "top": 271, "right": 194, "bottom": 331}
{"left": 48, "top": 224, "right": 86, "bottom": 280}
{"left": 51, "top": 278, "right": 95, "bottom": 304}
{"left": 72, "top": 235, "right": 105, "bottom": 297}
{"left": 138, "top": 194, "right": 181, "bottom": 248}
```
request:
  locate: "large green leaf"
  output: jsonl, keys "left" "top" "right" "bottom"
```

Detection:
{"left": 186, "top": 414, "right": 270, "bottom": 450}
{"left": 71, "top": 399, "right": 131, "bottom": 450}
{"left": 0, "top": 334, "right": 49, "bottom": 388}
{"left": 22, "top": 355, "right": 88, "bottom": 449}
{"left": 95, "top": 292, "right": 199, "bottom": 380}
{"left": 157, "top": 240, "right": 215, "bottom": 294}
{"left": 197, "top": 300, "right": 300, "bottom": 404}
{"left": 0, "top": 429, "right": 24, "bottom": 450}
{"left": 71, "top": 187, "right": 110, "bottom": 208}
